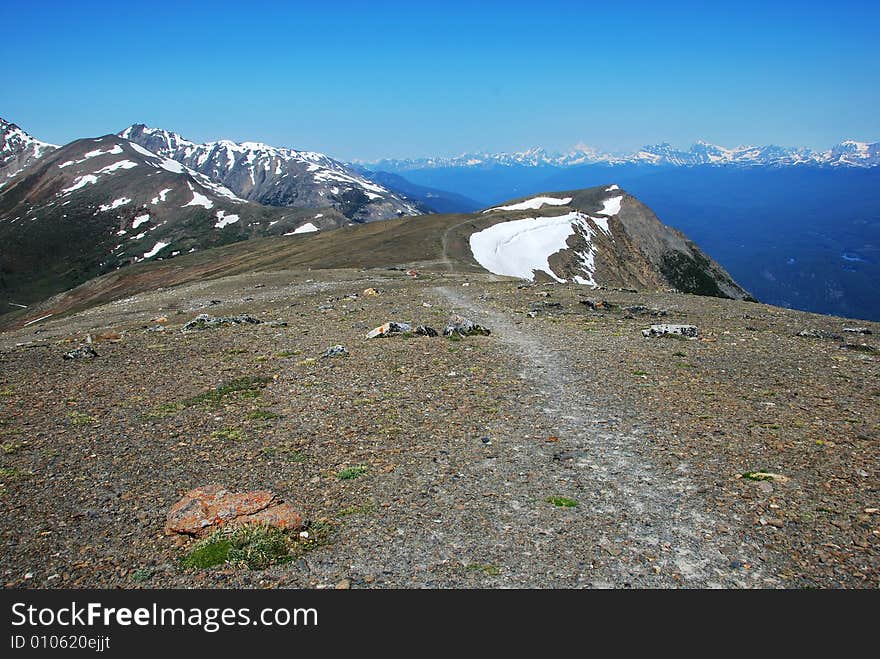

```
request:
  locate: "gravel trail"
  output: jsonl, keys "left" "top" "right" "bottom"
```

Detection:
{"left": 433, "top": 285, "right": 771, "bottom": 587}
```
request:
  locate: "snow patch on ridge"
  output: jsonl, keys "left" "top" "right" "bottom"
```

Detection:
{"left": 469, "top": 212, "right": 581, "bottom": 282}
{"left": 484, "top": 196, "right": 573, "bottom": 213}
{"left": 97, "top": 197, "right": 132, "bottom": 213}
{"left": 182, "top": 183, "right": 213, "bottom": 209}
{"left": 596, "top": 195, "right": 623, "bottom": 216}
{"left": 214, "top": 210, "right": 240, "bottom": 229}
{"left": 143, "top": 241, "right": 169, "bottom": 258}
{"left": 285, "top": 222, "right": 319, "bottom": 235}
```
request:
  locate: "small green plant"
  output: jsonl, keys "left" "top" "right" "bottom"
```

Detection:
{"left": 337, "top": 465, "right": 367, "bottom": 481}
{"left": 0, "top": 466, "right": 30, "bottom": 483}
{"left": 262, "top": 443, "right": 306, "bottom": 462}
{"left": 0, "top": 387, "right": 13, "bottom": 396}
{"left": 1, "top": 441, "right": 23, "bottom": 455}
{"left": 465, "top": 563, "right": 501, "bottom": 576}
{"left": 741, "top": 471, "right": 774, "bottom": 481}
{"left": 446, "top": 333, "right": 462, "bottom": 342}
{"left": 275, "top": 350, "right": 300, "bottom": 359}
{"left": 546, "top": 496, "right": 578, "bottom": 508}
{"left": 338, "top": 501, "right": 377, "bottom": 517}
{"left": 247, "top": 410, "right": 280, "bottom": 421}
{"left": 68, "top": 411, "right": 97, "bottom": 425}
{"left": 184, "top": 376, "right": 271, "bottom": 408}
{"left": 673, "top": 350, "right": 687, "bottom": 357}
{"left": 181, "top": 522, "right": 332, "bottom": 570}
{"left": 632, "top": 370, "right": 649, "bottom": 377}
{"left": 131, "top": 568, "right": 153, "bottom": 583}
{"left": 211, "top": 428, "right": 244, "bottom": 442}
{"left": 144, "top": 401, "right": 185, "bottom": 419}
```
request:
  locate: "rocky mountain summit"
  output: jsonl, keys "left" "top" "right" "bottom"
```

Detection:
{"left": 119, "top": 124, "right": 421, "bottom": 222}
{"left": 0, "top": 118, "right": 57, "bottom": 182}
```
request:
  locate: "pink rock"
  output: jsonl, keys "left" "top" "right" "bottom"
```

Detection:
{"left": 165, "top": 485, "right": 303, "bottom": 536}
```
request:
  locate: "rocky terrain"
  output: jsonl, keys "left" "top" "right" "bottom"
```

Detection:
{"left": 0, "top": 118, "right": 56, "bottom": 182}
{"left": 0, "top": 132, "right": 347, "bottom": 309}
{"left": 120, "top": 124, "right": 422, "bottom": 222}
{"left": 0, "top": 264, "right": 877, "bottom": 589}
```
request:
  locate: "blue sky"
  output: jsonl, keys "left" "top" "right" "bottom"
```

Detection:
{"left": 2, "top": 0, "right": 878, "bottom": 160}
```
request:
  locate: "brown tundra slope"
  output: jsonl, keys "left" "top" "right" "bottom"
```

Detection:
{"left": 0, "top": 263, "right": 877, "bottom": 588}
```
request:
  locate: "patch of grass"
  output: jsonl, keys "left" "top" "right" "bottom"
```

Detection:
{"left": 247, "top": 410, "right": 280, "bottom": 421}
{"left": 0, "top": 387, "right": 13, "bottom": 396}
{"left": 660, "top": 332, "right": 689, "bottom": 341}
{"left": 338, "top": 501, "right": 377, "bottom": 517}
{"left": 546, "top": 496, "right": 578, "bottom": 508}
{"left": 673, "top": 350, "right": 687, "bottom": 357}
{"left": 262, "top": 443, "right": 306, "bottom": 462}
{"left": 68, "top": 411, "right": 97, "bottom": 426}
{"left": 465, "top": 563, "right": 501, "bottom": 576}
{"left": 184, "top": 376, "right": 271, "bottom": 408}
{"left": 632, "top": 370, "right": 649, "bottom": 376}
{"left": 211, "top": 428, "right": 244, "bottom": 442}
{"left": 446, "top": 333, "right": 462, "bottom": 342}
{"left": 296, "top": 358, "right": 317, "bottom": 367}
{"left": 741, "top": 471, "right": 774, "bottom": 481}
{"left": 131, "top": 568, "right": 153, "bottom": 583}
{"left": 144, "top": 401, "right": 185, "bottom": 419}
{"left": 181, "top": 522, "right": 333, "bottom": 570}
{"left": 275, "top": 350, "right": 301, "bottom": 358}
{"left": 676, "top": 362, "right": 695, "bottom": 369}
{"left": 337, "top": 465, "right": 367, "bottom": 481}
{"left": 1, "top": 441, "right": 24, "bottom": 455}
{"left": 0, "top": 466, "right": 30, "bottom": 483}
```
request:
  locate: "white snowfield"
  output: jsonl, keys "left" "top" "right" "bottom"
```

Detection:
{"left": 597, "top": 195, "right": 622, "bottom": 216}
{"left": 469, "top": 212, "right": 584, "bottom": 282}
{"left": 151, "top": 188, "right": 172, "bottom": 204}
{"left": 143, "top": 241, "right": 169, "bottom": 258}
{"left": 132, "top": 214, "right": 150, "bottom": 229}
{"left": 214, "top": 209, "right": 240, "bottom": 229}
{"left": 97, "top": 197, "right": 132, "bottom": 213}
{"left": 286, "top": 222, "right": 319, "bottom": 235}
{"left": 470, "top": 192, "right": 624, "bottom": 285}
{"left": 60, "top": 175, "right": 98, "bottom": 194}
{"left": 605, "top": 184, "right": 620, "bottom": 191}
{"left": 182, "top": 183, "right": 213, "bottom": 209}
{"left": 483, "top": 196, "right": 573, "bottom": 213}
{"left": 95, "top": 160, "right": 137, "bottom": 174}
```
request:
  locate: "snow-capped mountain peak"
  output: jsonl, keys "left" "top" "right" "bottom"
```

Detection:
{"left": 119, "top": 124, "right": 420, "bottom": 222}
{"left": 0, "top": 118, "right": 58, "bottom": 181}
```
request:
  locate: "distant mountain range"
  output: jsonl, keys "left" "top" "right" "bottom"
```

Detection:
{"left": 362, "top": 139, "right": 880, "bottom": 171}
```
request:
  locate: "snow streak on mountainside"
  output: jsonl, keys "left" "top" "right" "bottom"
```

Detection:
{"left": 364, "top": 139, "right": 880, "bottom": 170}
{"left": 120, "top": 124, "right": 420, "bottom": 222}
{"left": 0, "top": 118, "right": 57, "bottom": 183}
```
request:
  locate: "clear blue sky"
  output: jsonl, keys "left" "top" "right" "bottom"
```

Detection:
{"left": 2, "top": 0, "right": 878, "bottom": 160}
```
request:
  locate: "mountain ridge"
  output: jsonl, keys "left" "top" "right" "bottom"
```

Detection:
{"left": 361, "top": 138, "right": 880, "bottom": 170}
{"left": 119, "top": 123, "right": 422, "bottom": 222}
